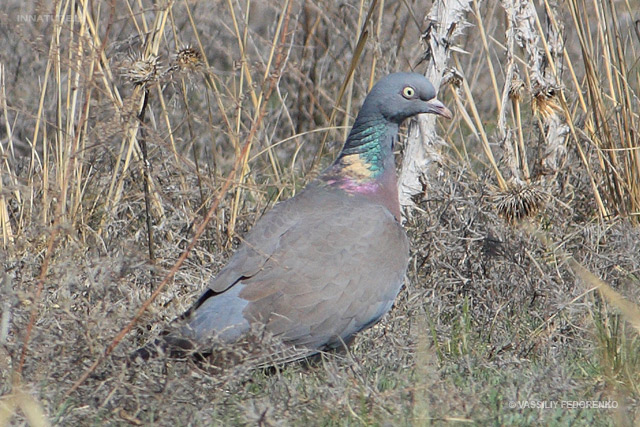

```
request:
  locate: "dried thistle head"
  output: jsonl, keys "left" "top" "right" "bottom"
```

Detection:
{"left": 162, "top": 46, "right": 205, "bottom": 80}
{"left": 493, "top": 182, "right": 546, "bottom": 223}
{"left": 442, "top": 66, "right": 463, "bottom": 89}
{"left": 531, "top": 83, "right": 562, "bottom": 118}
{"left": 509, "top": 75, "right": 526, "bottom": 102}
{"left": 174, "top": 46, "right": 204, "bottom": 71}
{"left": 122, "top": 53, "right": 160, "bottom": 86}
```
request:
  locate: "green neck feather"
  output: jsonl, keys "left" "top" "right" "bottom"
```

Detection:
{"left": 337, "top": 119, "right": 397, "bottom": 180}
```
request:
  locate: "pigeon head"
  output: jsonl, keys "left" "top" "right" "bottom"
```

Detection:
{"left": 339, "top": 72, "right": 451, "bottom": 160}
{"left": 325, "top": 72, "right": 451, "bottom": 214}
{"left": 362, "top": 72, "right": 453, "bottom": 124}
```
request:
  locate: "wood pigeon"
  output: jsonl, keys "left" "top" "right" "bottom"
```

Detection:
{"left": 135, "top": 72, "right": 452, "bottom": 363}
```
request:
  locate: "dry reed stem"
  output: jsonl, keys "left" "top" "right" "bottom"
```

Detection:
{"left": 311, "top": 0, "right": 379, "bottom": 173}
{"left": 454, "top": 54, "right": 507, "bottom": 191}
{"left": 368, "top": 0, "right": 385, "bottom": 91}
{"left": 227, "top": 0, "right": 293, "bottom": 239}
{"left": 565, "top": 0, "right": 638, "bottom": 221}
{"left": 0, "top": 65, "right": 16, "bottom": 246}
{"left": 16, "top": 0, "right": 98, "bottom": 379}
{"left": 65, "top": 0, "right": 295, "bottom": 396}
{"left": 472, "top": 0, "right": 501, "bottom": 110}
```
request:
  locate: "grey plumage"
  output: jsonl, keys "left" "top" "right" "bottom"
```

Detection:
{"left": 135, "top": 72, "right": 451, "bottom": 363}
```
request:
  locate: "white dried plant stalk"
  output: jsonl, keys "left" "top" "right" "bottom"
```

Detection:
{"left": 398, "top": 0, "right": 472, "bottom": 208}
{"left": 499, "top": 0, "right": 525, "bottom": 184}
{"left": 541, "top": 112, "right": 568, "bottom": 177}
{"left": 538, "top": 4, "right": 568, "bottom": 181}
{"left": 507, "top": 0, "right": 568, "bottom": 183}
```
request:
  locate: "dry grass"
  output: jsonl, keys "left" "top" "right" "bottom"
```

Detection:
{"left": 1, "top": 0, "right": 640, "bottom": 425}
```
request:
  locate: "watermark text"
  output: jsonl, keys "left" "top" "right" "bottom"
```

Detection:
{"left": 15, "top": 14, "right": 73, "bottom": 24}
{"left": 508, "top": 400, "right": 618, "bottom": 410}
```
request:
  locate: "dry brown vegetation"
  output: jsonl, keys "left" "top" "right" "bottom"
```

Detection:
{"left": 1, "top": 0, "right": 640, "bottom": 425}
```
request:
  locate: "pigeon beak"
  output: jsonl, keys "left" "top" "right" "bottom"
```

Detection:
{"left": 424, "top": 98, "right": 453, "bottom": 119}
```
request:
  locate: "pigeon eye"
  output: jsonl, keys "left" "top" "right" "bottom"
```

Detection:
{"left": 402, "top": 86, "right": 415, "bottom": 99}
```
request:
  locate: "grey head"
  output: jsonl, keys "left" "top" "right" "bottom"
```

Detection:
{"left": 356, "top": 72, "right": 452, "bottom": 125}
{"left": 340, "top": 72, "right": 452, "bottom": 160}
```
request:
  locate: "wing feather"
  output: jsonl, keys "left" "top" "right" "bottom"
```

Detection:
{"left": 186, "top": 185, "right": 409, "bottom": 353}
